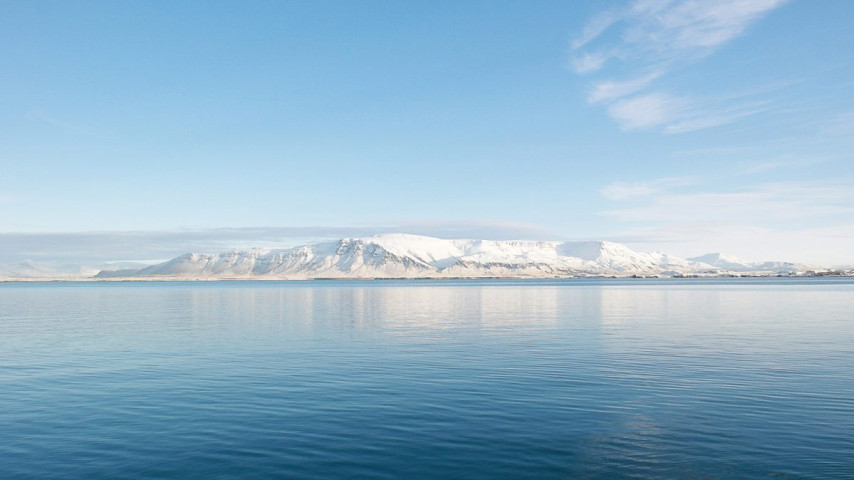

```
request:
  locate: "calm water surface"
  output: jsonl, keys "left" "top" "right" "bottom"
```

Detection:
{"left": 1, "top": 279, "right": 853, "bottom": 479}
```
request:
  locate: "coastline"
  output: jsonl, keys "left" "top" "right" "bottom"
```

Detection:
{"left": 3, "top": 273, "right": 853, "bottom": 283}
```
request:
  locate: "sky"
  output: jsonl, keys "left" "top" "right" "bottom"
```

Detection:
{"left": 1, "top": 0, "right": 853, "bottom": 267}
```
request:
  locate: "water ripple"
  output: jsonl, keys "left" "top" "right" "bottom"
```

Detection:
{"left": 1, "top": 279, "right": 853, "bottom": 479}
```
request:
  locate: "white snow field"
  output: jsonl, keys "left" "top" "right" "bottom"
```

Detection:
{"left": 92, "top": 234, "right": 812, "bottom": 279}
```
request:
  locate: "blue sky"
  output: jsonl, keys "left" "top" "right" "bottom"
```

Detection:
{"left": 1, "top": 0, "right": 853, "bottom": 265}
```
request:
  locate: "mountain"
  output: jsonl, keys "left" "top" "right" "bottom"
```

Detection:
{"left": 687, "top": 253, "right": 806, "bottom": 273}
{"left": 92, "top": 233, "right": 812, "bottom": 280}
{"left": 0, "top": 260, "right": 152, "bottom": 280}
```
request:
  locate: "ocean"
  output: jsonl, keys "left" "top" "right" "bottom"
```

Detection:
{"left": 2, "top": 279, "right": 853, "bottom": 478}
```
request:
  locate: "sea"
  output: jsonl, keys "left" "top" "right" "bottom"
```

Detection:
{"left": 1, "top": 278, "right": 853, "bottom": 479}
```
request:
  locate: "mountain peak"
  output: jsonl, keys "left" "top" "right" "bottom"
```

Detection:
{"left": 85, "top": 234, "right": 811, "bottom": 279}
{"left": 688, "top": 252, "right": 752, "bottom": 269}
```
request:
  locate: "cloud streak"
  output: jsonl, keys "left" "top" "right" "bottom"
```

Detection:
{"left": 588, "top": 71, "right": 663, "bottom": 104}
{"left": 572, "top": 0, "right": 788, "bottom": 71}
{"left": 601, "top": 180, "right": 854, "bottom": 223}
{"left": 571, "top": 0, "right": 789, "bottom": 133}
{"left": 600, "top": 176, "right": 696, "bottom": 200}
{"left": 599, "top": 177, "right": 854, "bottom": 265}
{"left": 0, "top": 221, "right": 558, "bottom": 265}
{"left": 607, "top": 93, "right": 685, "bottom": 130}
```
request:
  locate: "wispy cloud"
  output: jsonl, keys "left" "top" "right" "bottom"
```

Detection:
{"left": 571, "top": 0, "right": 789, "bottom": 133}
{"left": 588, "top": 71, "right": 663, "bottom": 104}
{"left": 601, "top": 180, "right": 854, "bottom": 223}
{"left": 663, "top": 100, "right": 770, "bottom": 134}
{"left": 821, "top": 111, "right": 854, "bottom": 136}
{"left": 572, "top": 0, "right": 788, "bottom": 72}
{"left": 387, "top": 220, "right": 557, "bottom": 240}
{"left": 611, "top": 222, "right": 854, "bottom": 266}
{"left": 571, "top": 51, "right": 615, "bottom": 74}
{"left": 738, "top": 155, "right": 836, "bottom": 174}
{"left": 740, "top": 160, "right": 806, "bottom": 174}
{"left": 599, "top": 177, "right": 854, "bottom": 264}
{"left": 604, "top": 90, "right": 773, "bottom": 133}
{"left": 623, "top": 0, "right": 787, "bottom": 51}
{"left": 600, "top": 176, "right": 696, "bottom": 200}
{"left": 0, "top": 221, "right": 557, "bottom": 265}
{"left": 571, "top": 9, "right": 621, "bottom": 50}
{"left": 607, "top": 93, "right": 685, "bottom": 130}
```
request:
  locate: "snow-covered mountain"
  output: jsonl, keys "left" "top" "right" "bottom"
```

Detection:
{"left": 687, "top": 253, "right": 805, "bottom": 273}
{"left": 0, "top": 260, "right": 152, "bottom": 280}
{"left": 90, "top": 233, "right": 811, "bottom": 279}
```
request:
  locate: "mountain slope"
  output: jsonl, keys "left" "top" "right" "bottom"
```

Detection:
{"left": 95, "top": 233, "right": 809, "bottom": 279}
{"left": 687, "top": 253, "right": 806, "bottom": 273}
{"left": 0, "top": 260, "right": 151, "bottom": 279}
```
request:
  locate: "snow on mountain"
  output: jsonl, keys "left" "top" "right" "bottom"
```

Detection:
{"left": 90, "top": 233, "right": 809, "bottom": 280}
{"left": 687, "top": 253, "right": 806, "bottom": 273}
{"left": 0, "top": 260, "right": 153, "bottom": 279}
{"left": 688, "top": 253, "right": 751, "bottom": 270}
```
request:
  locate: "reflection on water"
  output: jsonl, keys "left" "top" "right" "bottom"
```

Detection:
{"left": 1, "top": 280, "right": 853, "bottom": 479}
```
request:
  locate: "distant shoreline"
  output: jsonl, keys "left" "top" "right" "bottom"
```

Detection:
{"left": 3, "top": 274, "right": 853, "bottom": 283}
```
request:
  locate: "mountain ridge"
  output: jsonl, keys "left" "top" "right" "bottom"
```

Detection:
{"left": 88, "top": 233, "right": 820, "bottom": 280}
